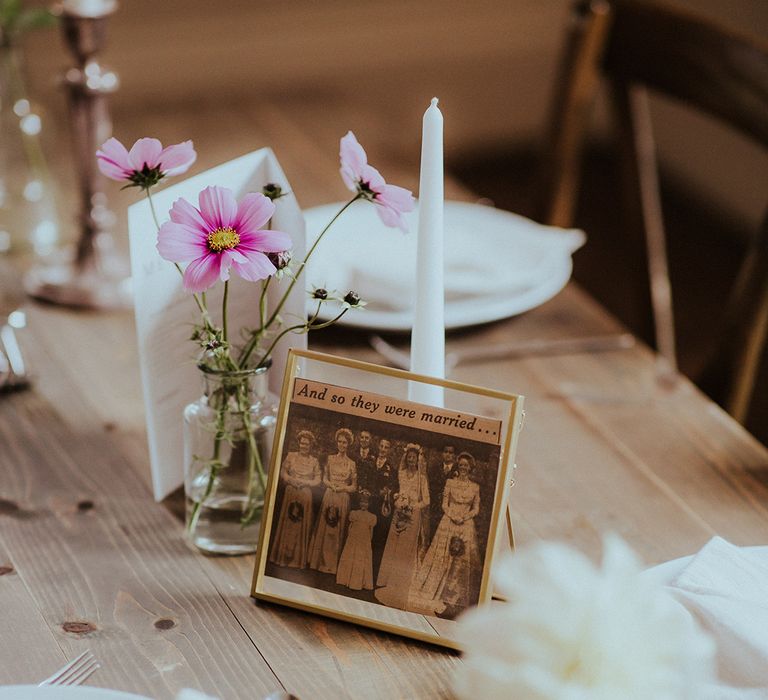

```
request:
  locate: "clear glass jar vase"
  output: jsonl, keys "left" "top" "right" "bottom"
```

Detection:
{"left": 184, "top": 365, "right": 278, "bottom": 555}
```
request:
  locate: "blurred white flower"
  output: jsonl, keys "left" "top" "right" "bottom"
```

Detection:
{"left": 455, "top": 535, "right": 715, "bottom": 700}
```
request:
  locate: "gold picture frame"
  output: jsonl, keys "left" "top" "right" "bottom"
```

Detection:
{"left": 251, "top": 349, "right": 524, "bottom": 650}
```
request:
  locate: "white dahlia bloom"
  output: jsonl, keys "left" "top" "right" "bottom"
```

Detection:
{"left": 455, "top": 536, "right": 714, "bottom": 700}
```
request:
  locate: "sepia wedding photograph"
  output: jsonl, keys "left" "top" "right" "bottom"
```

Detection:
{"left": 264, "top": 400, "right": 502, "bottom": 620}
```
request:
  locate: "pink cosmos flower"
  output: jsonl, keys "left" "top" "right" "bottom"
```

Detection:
{"left": 339, "top": 131, "right": 415, "bottom": 232}
{"left": 96, "top": 137, "right": 197, "bottom": 189}
{"left": 156, "top": 186, "right": 291, "bottom": 293}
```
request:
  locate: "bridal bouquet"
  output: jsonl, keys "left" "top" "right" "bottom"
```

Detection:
{"left": 97, "top": 132, "right": 415, "bottom": 550}
{"left": 393, "top": 497, "right": 414, "bottom": 533}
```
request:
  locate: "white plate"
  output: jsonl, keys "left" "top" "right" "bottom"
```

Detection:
{"left": 303, "top": 200, "right": 585, "bottom": 331}
{"left": 0, "top": 688, "right": 150, "bottom": 700}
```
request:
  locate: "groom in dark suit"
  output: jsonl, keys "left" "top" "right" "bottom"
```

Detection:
{"left": 354, "top": 429, "right": 377, "bottom": 496}
{"left": 369, "top": 437, "right": 395, "bottom": 578}
{"left": 428, "top": 444, "right": 456, "bottom": 530}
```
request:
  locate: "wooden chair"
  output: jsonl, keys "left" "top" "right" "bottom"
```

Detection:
{"left": 539, "top": 0, "right": 768, "bottom": 423}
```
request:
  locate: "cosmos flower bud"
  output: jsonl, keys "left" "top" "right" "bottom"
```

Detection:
{"left": 262, "top": 183, "right": 284, "bottom": 201}
{"left": 267, "top": 250, "right": 292, "bottom": 271}
{"left": 343, "top": 290, "right": 361, "bottom": 307}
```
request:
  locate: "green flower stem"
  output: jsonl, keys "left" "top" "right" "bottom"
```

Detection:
{"left": 220, "top": 281, "right": 241, "bottom": 372}
{"left": 240, "top": 215, "right": 273, "bottom": 368}
{"left": 222, "top": 280, "right": 229, "bottom": 345}
{"left": 239, "top": 396, "right": 267, "bottom": 527}
{"left": 187, "top": 397, "right": 227, "bottom": 535}
{"left": 216, "top": 281, "right": 242, "bottom": 372}
{"left": 255, "top": 307, "right": 348, "bottom": 369}
{"left": 145, "top": 187, "right": 161, "bottom": 229}
{"left": 309, "top": 301, "right": 322, "bottom": 325}
{"left": 260, "top": 216, "right": 272, "bottom": 330}
{"left": 188, "top": 371, "right": 272, "bottom": 534}
{"left": 308, "top": 309, "right": 349, "bottom": 331}
{"left": 263, "top": 193, "right": 361, "bottom": 328}
{"left": 238, "top": 193, "right": 362, "bottom": 368}
{"left": 187, "top": 460, "right": 218, "bottom": 536}
{"left": 259, "top": 276, "right": 270, "bottom": 331}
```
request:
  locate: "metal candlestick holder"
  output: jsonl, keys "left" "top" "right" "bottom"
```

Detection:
{"left": 24, "top": 0, "right": 130, "bottom": 309}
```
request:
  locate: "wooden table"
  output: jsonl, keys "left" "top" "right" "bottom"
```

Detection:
{"left": 1, "top": 97, "right": 768, "bottom": 699}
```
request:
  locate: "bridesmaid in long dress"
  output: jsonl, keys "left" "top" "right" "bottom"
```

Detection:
{"left": 374, "top": 443, "right": 430, "bottom": 609}
{"left": 308, "top": 428, "right": 357, "bottom": 574}
{"left": 410, "top": 452, "right": 480, "bottom": 617}
{"left": 269, "top": 430, "right": 321, "bottom": 568}
{"left": 336, "top": 490, "right": 377, "bottom": 590}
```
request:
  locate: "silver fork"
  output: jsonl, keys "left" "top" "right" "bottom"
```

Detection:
{"left": 38, "top": 649, "right": 101, "bottom": 687}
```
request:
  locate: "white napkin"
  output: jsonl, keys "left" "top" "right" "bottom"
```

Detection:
{"left": 665, "top": 537, "right": 768, "bottom": 699}
{"left": 305, "top": 200, "right": 585, "bottom": 312}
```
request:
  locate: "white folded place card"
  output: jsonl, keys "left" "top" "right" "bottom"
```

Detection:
{"left": 128, "top": 149, "right": 306, "bottom": 501}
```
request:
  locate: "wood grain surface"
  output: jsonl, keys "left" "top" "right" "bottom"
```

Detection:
{"left": 1, "top": 96, "right": 767, "bottom": 698}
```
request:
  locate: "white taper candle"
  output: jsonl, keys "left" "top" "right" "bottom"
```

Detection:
{"left": 409, "top": 97, "right": 445, "bottom": 406}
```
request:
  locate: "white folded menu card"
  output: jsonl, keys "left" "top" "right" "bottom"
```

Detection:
{"left": 128, "top": 149, "right": 306, "bottom": 501}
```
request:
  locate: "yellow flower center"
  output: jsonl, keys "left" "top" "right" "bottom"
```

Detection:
{"left": 207, "top": 226, "right": 240, "bottom": 252}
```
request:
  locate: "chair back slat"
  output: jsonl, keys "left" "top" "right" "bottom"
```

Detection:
{"left": 540, "top": 0, "right": 768, "bottom": 423}
{"left": 701, "top": 212, "right": 768, "bottom": 421}
{"left": 539, "top": 0, "right": 611, "bottom": 227}
{"left": 602, "top": 0, "right": 768, "bottom": 147}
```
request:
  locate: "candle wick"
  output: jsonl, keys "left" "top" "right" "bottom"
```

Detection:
{"left": 431, "top": 97, "right": 439, "bottom": 107}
